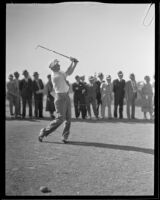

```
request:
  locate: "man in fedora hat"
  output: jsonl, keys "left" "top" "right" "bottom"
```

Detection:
{"left": 38, "top": 57, "right": 78, "bottom": 143}
{"left": 100, "top": 75, "right": 113, "bottom": 119}
{"left": 113, "top": 71, "right": 126, "bottom": 119}
{"left": 125, "top": 73, "right": 138, "bottom": 119}
{"left": 6, "top": 74, "right": 17, "bottom": 118}
{"left": 13, "top": 71, "right": 21, "bottom": 118}
{"left": 72, "top": 75, "right": 81, "bottom": 119}
{"left": 95, "top": 72, "right": 105, "bottom": 117}
{"left": 85, "top": 76, "right": 98, "bottom": 119}
{"left": 32, "top": 72, "right": 44, "bottom": 118}
{"left": 19, "top": 70, "right": 33, "bottom": 118}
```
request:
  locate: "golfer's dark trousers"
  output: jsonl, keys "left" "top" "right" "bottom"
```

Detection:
{"left": 73, "top": 94, "right": 80, "bottom": 118}
{"left": 114, "top": 95, "right": 124, "bottom": 119}
{"left": 34, "top": 94, "right": 43, "bottom": 117}
{"left": 22, "top": 96, "right": 32, "bottom": 117}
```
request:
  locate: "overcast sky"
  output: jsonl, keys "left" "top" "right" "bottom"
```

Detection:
{"left": 6, "top": 2, "right": 155, "bottom": 84}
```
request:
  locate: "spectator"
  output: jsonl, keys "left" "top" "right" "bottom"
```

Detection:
{"left": 95, "top": 72, "right": 105, "bottom": 117}
{"left": 141, "top": 76, "right": 154, "bottom": 119}
{"left": 100, "top": 75, "right": 113, "bottom": 119}
{"left": 125, "top": 73, "right": 138, "bottom": 119}
{"left": 44, "top": 74, "right": 56, "bottom": 119}
{"left": 113, "top": 71, "right": 126, "bottom": 119}
{"left": 13, "top": 71, "right": 21, "bottom": 118}
{"left": 85, "top": 76, "right": 98, "bottom": 119}
{"left": 6, "top": 74, "right": 17, "bottom": 118}
{"left": 19, "top": 70, "right": 33, "bottom": 119}
{"left": 32, "top": 72, "right": 44, "bottom": 118}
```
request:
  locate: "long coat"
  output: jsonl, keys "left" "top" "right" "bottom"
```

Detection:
{"left": 19, "top": 78, "right": 33, "bottom": 98}
{"left": 113, "top": 79, "right": 125, "bottom": 102}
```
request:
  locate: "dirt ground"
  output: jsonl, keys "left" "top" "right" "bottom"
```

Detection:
{"left": 5, "top": 105, "right": 154, "bottom": 196}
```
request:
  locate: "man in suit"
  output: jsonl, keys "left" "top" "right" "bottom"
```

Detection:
{"left": 95, "top": 72, "right": 105, "bottom": 117}
{"left": 19, "top": 70, "right": 33, "bottom": 118}
{"left": 6, "top": 74, "right": 17, "bottom": 118}
{"left": 85, "top": 76, "right": 98, "bottom": 119}
{"left": 113, "top": 71, "right": 126, "bottom": 119}
{"left": 32, "top": 72, "right": 44, "bottom": 118}
{"left": 125, "top": 73, "right": 138, "bottom": 119}
{"left": 13, "top": 71, "right": 21, "bottom": 118}
{"left": 72, "top": 75, "right": 81, "bottom": 119}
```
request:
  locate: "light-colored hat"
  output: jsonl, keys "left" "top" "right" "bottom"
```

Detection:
{"left": 49, "top": 59, "right": 59, "bottom": 69}
{"left": 106, "top": 75, "right": 111, "bottom": 80}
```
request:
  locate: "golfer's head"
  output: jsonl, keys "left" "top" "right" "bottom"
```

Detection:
{"left": 118, "top": 71, "right": 123, "bottom": 79}
{"left": 49, "top": 59, "right": 60, "bottom": 72}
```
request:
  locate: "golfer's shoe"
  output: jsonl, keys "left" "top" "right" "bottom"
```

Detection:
{"left": 38, "top": 128, "right": 45, "bottom": 142}
{"left": 61, "top": 137, "right": 68, "bottom": 143}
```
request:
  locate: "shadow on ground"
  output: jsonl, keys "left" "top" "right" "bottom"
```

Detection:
{"left": 43, "top": 140, "right": 154, "bottom": 155}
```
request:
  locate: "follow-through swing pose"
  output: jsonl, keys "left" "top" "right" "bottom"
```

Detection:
{"left": 38, "top": 57, "right": 78, "bottom": 143}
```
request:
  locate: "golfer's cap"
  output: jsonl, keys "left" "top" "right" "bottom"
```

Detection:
{"left": 47, "top": 74, "right": 51, "bottom": 78}
{"left": 9, "top": 74, "right": 13, "bottom": 78}
{"left": 22, "top": 70, "right": 28, "bottom": 75}
{"left": 98, "top": 72, "right": 103, "bottom": 77}
{"left": 49, "top": 59, "right": 59, "bottom": 69}
{"left": 118, "top": 71, "right": 123, "bottom": 75}
{"left": 88, "top": 76, "right": 94, "bottom": 81}
{"left": 33, "top": 72, "right": 39, "bottom": 76}
{"left": 14, "top": 71, "right": 19, "bottom": 76}
{"left": 106, "top": 75, "right": 111, "bottom": 80}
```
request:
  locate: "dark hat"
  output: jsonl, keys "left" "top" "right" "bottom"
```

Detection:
{"left": 49, "top": 59, "right": 59, "bottom": 69}
{"left": 88, "top": 76, "right": 94, "bottom": 81}
{"left": 130, "top": 73, "right": 135, "bottom": 78}
{"left": 22, "top": 70, "right": 28, "bottom": 75}
{"left": 118, "top": 71, "right": 123, "bottom": 75}
{"left": 98, "top": 72, "right": 103, "bottom": 77}
{"left": 9, "top": 74, "right": 13, "bottom": 78}
{"left": 47, "top": 74, "right": 51, "bottom": 78}
{"left": 75, "top": 75, "right": 80, "bottom": 79}
{"left": 14, "top": 71, "right": 19, "bottom": 76}
{"left": 33, "top": 72, "right": 39, "bottom": 76}
{"left": 144, "top": 75, "right": 150, "bottom": 81}
{"left": 106, "top": 75, "right": 111, "bottom": 80}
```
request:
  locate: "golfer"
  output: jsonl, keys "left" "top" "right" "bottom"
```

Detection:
{"left": 38, "top": 57, "right": 78, "bottom": 143}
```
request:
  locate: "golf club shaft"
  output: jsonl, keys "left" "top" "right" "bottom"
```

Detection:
{"left": 37, "top": 45, "right": 71, "bottom": 59}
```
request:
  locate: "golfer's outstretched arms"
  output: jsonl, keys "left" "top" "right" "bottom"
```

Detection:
{"left": 65, "top": 57, "right": 78, "bottom": 76}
